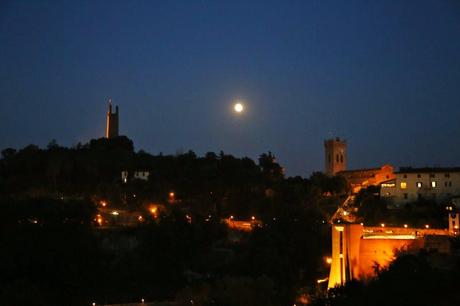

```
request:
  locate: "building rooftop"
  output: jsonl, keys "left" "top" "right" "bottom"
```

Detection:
{"left": 398, "top": 167, "right": 460, "bottom": 173}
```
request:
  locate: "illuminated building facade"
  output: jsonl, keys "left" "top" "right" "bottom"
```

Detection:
{"left": 106, "top": 100, "right": 119, "bottom": 138}
{"left": 380, "top": 167, "right": 460, "bottom": 208}
{"left": 324, "top": 138, "right": 347, "bottom": 176}
{"left": 121, "top": 170, "right": 150, "bottom": 183}
{"left": 328, "top": 222, "right": 455, "bottom": 289}
{"left": 338, "top": 165, "right": 395, "bottom": 194}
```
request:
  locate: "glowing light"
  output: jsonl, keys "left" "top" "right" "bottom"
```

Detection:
{"left": 96, "top": 214, "right": 103, "bottom": 226}
{"left": 111, "top": 211, "right": 119, "bottom": 216}
{"left": 381, "top": 223, "right": 385, "bottom": 227}
{"left": 404, "top": 224, "right": 408, "bottom": 228}
{"left": 325, "top": 257, "right": 332, "bottom": 264}
{"left": 454, "top": 225, "right": 459, "bottom": 229}
{"left": 400, "top": 182, "right": 407, "bottom": 189}
{"left": 251, "top": 216, "right": 255, "bottom": 220}
{"left": 230, "top": 215, "right": 234, "bottom": 220}
{"left": 363, "top": 235, "right": 416, "bottom": 240}
{"left": 343, "top": 211, "right": 348, "bottom": 216}
{"left": 138, "top": 215, "right": 143, "bottom": 221}
{"left": 234, "top": 103, "right": 244, "bottom": 113}
{"left": 317, "top": 277, "right": 328, "bottom": 284}
{"left": 425, "top": 224, "right": 430, "bottom": 229}
{"left": 100, "top": 200, "right": 107, "bottom": 207}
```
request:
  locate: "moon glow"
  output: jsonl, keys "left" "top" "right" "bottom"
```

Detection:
{"left": 234, "top": 103, "right": 244, "bottom": 113}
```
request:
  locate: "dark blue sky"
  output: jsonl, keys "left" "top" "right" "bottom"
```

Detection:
{"left": 1, "top": 0, "right": 460, "bottom": 176}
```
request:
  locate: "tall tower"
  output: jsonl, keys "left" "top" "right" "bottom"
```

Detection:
{"left": 105, "top": 99, "right": 119, "bottom": 138}
{"left": 324, "top": 137, "right": 347, "bottom": 176}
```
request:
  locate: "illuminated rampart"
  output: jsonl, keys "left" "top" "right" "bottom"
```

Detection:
{"left": 327, "top": 224, "right": 451, "bottom": 288}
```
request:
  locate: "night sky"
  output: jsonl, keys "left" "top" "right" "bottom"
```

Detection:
{"left": 1, "top": 0, "right": 460, "bottom": 176}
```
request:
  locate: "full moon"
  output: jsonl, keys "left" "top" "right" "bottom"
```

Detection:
{"left": 234, "top": 103, "right": 244, "bottom": 113}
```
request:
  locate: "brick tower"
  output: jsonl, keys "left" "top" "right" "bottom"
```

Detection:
{"left": 324, "top": 137, "right": 347, "bottom": 176}
{"left": 105, "top": 99, "right": 119, "bottom": 138}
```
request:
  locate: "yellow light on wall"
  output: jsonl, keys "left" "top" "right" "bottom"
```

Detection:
{"left": 400, "top": 182, "right": 407, "bottom": 189}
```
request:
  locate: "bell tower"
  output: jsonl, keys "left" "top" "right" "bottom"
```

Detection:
{"left": 105, "top": 99, "right": 119, "bottom": 138}
{"left": 324, "top": 137, "right": 347, "bottom": 176}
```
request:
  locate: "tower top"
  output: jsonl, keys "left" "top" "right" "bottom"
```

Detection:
{"left": 106, "top": 99, "right": 119, "bottom": 138}
{"left": 324, "top": 137, "right": 347, "bottom": 176}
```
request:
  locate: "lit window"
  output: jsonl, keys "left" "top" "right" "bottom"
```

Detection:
{"left": 416, "top": 182, "right": 422, "bottom": 188}
{"left": 400, "top": 182, "right": 407, "bottom": 189}
{"left": 431, "top": 181, "right": 436, "bottom": 188}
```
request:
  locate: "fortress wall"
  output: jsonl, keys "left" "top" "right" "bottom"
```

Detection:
{"left": 358, "top": 238, "right": 422, "bottom": 279}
